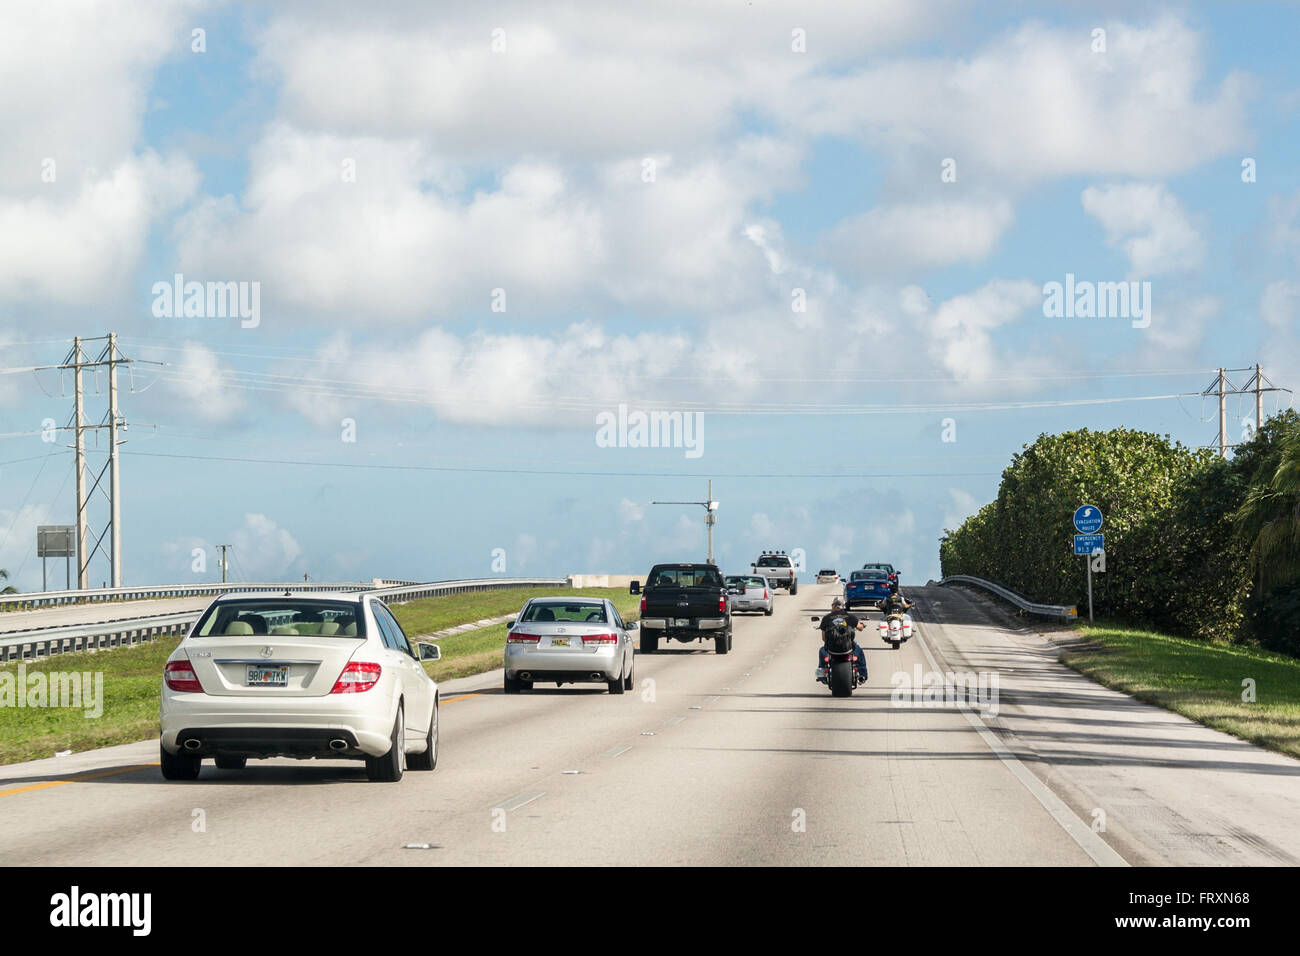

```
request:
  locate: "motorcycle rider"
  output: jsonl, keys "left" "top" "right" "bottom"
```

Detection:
{"left": 881, "top": 590, "right": 914, "bottom": 619}
{"left": 817, "top": 597, "right": 868, "bottom": 682}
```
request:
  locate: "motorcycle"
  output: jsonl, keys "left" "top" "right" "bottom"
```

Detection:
{"left": 811, "top": 615, "right": 865, "bottom": 698}
{"left": 877, "top": 610, "right": 914, "bottom": 650}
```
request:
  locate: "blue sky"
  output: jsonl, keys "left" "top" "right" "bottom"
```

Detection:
{"left": 2, "top": 1, "right": 1299, "bottom": 591}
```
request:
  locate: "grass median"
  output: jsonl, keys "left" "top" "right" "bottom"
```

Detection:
{"left": 1061, "top": 623, "right": 1300, "bottom": 759}
{"left": 0, "top": 585, "right": 639, "bottom": 765}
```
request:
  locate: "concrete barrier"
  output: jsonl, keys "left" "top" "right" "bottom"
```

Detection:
{"left": 566, "top": 574, "right": 639, "bottom": 589}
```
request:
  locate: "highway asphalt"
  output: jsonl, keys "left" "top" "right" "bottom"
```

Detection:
{"left": 1, "top": 582, "right": 1297, "bottom": 866}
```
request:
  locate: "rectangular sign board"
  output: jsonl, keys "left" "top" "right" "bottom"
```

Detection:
{"left": 1073, "top": 533, "right": 1104, "bottom": 556}
{"left": 37, "top": 525, "right": 75, "bottom": 558}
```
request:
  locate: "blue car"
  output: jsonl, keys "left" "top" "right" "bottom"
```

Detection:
{"left": 844, "top": 570, "right": 892, "bottom": 610}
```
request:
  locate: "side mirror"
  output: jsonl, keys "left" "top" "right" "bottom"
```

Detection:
{"left": 626, "top": 621, "right": 638, "bottom": 631}
{"left": 417, "top": 642, "right": 441, "bottom": 662}
{"left": 506, "top": 619, "right": 515, "bottom": 628}
{"left": 629, "top": 581, "right": 640, "bottom": 594}
{"left": 810, "top": 615, "right": 820, "bottom": 622}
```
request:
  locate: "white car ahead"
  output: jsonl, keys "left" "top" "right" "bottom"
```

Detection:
{"left": 159, "top": 592, "right": 440, "bottom": 783}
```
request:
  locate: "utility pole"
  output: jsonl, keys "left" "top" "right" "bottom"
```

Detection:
{"left": 1217, "top": 367, "right": 1227, "bottom": 459}
{"left": 107, "top": 332, "right": 122, "bottom": 587}
{"left": 72, "top": 337, "right": 88, "bottom": 589}
{"left": 1200, "top": 365, "right": 1291, "bottom": 457}
{"left": 651, "top": 480, "right": 719, "bottom": 564}
{"left": 216, "top": 545, "right": 231, "bottom": 583}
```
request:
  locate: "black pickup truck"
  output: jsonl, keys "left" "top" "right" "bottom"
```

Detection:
{"left": 630, "top": 563, "right": 733, "bottom": 654}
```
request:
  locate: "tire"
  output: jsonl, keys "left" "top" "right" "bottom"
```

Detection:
{"left": 160, "top": 743, "right": 201, "bottom": 781}
{"left": 829, "top": 661, "right": 854, "bottom": 698}
{"left": 607, "top": 668, "right": 626, "bottom": 694}
{"left": 891, "top": 640, "right": 902, "bottom": 650}
{"left": 214, "top": 755, "right": 246, "bottom": 770}
{"left": 715, "top": 630, "right": 730, "bottom": 654}
{"left": 366, "top": 707, "right": 404, "bottom": 783}
{"left": 504, "top": 674, "right": 521, "bottom": 694}
{"left": 640, "top": 629, "right": 658, "bottom": 654}
{"left": 790, "top": 579, "right": 798, "bottom": 595}
{"left": 623, "top": 656, "right": 635, "bottom": 691}
{"left": 764, "top": 606, "right": 773, "bottom": 616}
{"left": 408, "top": 699, "right": 438, "bottom": 771}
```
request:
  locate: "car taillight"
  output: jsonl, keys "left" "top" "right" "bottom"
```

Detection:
{"left": 506, "top": 631, "right": 540, "bottom": 644}
{"left": 719, "top": 594, "right": 727, "bottom": 613}
{"left": 640, "top": 594, "right": 646, "bottom": 613}
{"left": 583, "top": 633, "right": 618, "bottom": 644}
{"left": 164, "top": 660, "right": 204, "bottom": 693}
{"left": 330, "top": 662, "right": 382, "bottom": 694}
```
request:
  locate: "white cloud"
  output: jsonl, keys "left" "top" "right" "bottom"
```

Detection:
{"left": 617, "top": 498, "right": 645, "bottom": 524}
{"left": 749, "top": 512, "right": 775, "bottom": 539}
{"left": 824, "top": 198, "right": 1015, "bottom": 274}
{"left": 1260, "top": 281, "right": 1300, "bottom": 389}
{"left": 1081, "top": 183, "right": 1205, "bottom": 276}
{"left": 162, "top": 342, "right": 246, "bottom": 424}
{"left": 230, "top": 514, "right": 304, "bottom": 581}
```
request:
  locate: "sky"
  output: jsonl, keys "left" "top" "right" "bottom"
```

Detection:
{"left": 1, "top": 0, "right": 1299, "bottom": 592}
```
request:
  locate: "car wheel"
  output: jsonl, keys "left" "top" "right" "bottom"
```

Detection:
{"left": 641, "top": 629, "right": 658, "bottom": 654}
{"left": 213, "top": 755, "right": 246, "bottom": 770}
{"left": 623, "top": 655, "right": 635, "bottom": 691}
{"left": 607, "top": 668, "right": 626, "bottom": 694}
{"left": 790, "top": 579, "right": 798, "bottom": 595}
{"left": 764, "top": 606, "right": 773, "bottom": 616}
{"left": 366, "top": 707, "right": 404, "bottom": 783}
{"left": 408, "top": 700, "right": 438, "bottom": 771}
{"left": 504, "top": 674, "right": 521, "bottom": 694}
{"left": 715, "top": 631, "right": 730, "bottom": 655}
{"left": 160, "top": 742, "right": 201, "bottom": 781}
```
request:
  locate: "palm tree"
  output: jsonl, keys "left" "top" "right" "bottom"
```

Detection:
{"left": 1235, "top": 418, "right": 1300, "bottom": 592}
{"left": 0, "top": 568, "right": 15, "bottom": 595}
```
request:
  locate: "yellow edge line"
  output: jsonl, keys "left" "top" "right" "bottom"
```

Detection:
{"left": 0, "top": 687, "right": 497, "bottom": 798}
{"left": 0, "top": 763, "right": 160, "bottom": 798}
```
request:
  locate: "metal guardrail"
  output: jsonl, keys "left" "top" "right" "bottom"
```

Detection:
{"left": 0, "top": 579, "right": 418, "bottom": 613}
{"left": 0, "top": 577, "right": 571, "bottom": 661}
{"left": 939, "top": 575, "right": 1078, "bottom": 621}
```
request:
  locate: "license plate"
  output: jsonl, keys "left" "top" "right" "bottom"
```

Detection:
{"left": 551, "top": 637, "right": 570, "bottom": 647}
{"left": 674, "top": 618, "right": 691, "bottom": 627}
{"left": 246, "top": 665, "right": 288, "bottom": 687}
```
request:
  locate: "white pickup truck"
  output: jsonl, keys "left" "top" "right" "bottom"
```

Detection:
{"left": 750, "top": 551, "right": 798, "bottom": 595}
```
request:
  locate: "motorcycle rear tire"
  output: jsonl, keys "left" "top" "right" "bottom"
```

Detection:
{"left": 829, "top": 660, "right": 854, "bottom": 698}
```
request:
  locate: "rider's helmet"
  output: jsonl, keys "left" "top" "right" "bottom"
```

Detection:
{"left": 830, "top": 597, "right": 845, "bottom": 609}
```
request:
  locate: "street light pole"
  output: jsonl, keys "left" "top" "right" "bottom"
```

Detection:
{"left": 651, "top": 479, "right": 719, "bottom": 564}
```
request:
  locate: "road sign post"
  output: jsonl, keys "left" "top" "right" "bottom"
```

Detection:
{"left": 1072, "top": 506, "right": 1104, "bottom": 624}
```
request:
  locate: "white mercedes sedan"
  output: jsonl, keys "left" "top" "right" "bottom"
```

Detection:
{"left": 159, "top": 592, "right": 440, "bottom": 782}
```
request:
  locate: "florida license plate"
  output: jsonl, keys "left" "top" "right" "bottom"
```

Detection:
{"left": 674, "top": 618, "right": 691, "bottom": 627}
{"left": 551, "top": 637, "right": 570, "bottom": 647}
{"left": 246, "top": 665, "right": 288, "bottom": 687}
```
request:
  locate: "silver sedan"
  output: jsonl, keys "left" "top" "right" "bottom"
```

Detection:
{"left": 725, "top": 575, "right": 774, "bottom": 615}
{"left": 503, "top": 597, "right": 636, "bottom": 694}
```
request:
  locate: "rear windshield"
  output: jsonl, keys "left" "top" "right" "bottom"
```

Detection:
{"left": 851, "top": 571, "right": 887, "bottom": 582}
{"left": 726, "top": 576, "right": 766, "bottom": 587}
{"left": 649, "top": 567, "right": 723, "bottom": 588}
{"left": 192, "top": 599, "right": 365, "bottom": 637}
{"left": 818, "top": 569, "right": 836, "bottom": 575}
{"left": 756, "top": 556, "right": 791, "bottom": 568}
{"left": 521, "top": 601, "right": 608, "bottom": 623}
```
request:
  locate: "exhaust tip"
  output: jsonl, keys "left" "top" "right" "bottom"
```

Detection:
{"left": 328, "top": 739, "right": 348, "bottom": 752}
{"left": 519, "top": 672, "right": 531, "bottom": 681}
{"left": 591, "top": 672, "right": 604, "bottom": 680}
{"left": 182, "top": 738, "right": 202, "bottom": 751}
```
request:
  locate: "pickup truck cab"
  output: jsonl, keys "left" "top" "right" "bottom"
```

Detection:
{"left": 750, "top": 551, "right": 798, "bottom": 595}
{"left": 630, "top": 563, "right": 733, "bottom": 654}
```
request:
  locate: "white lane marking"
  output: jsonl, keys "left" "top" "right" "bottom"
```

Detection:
{"left": 915, "top": 629, "right": 1128, "bottom": 868}
{"left": 603, "top": 745, "right": 631, "bottom": 758}
{"left": 495, "top": 791, "right": 545, "bottom": 812}
{"left": 704, "top": 695, "right": 719, "bottom": 704}
{"left": 664, "top": 716, "right": 685, "bottom": 726}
